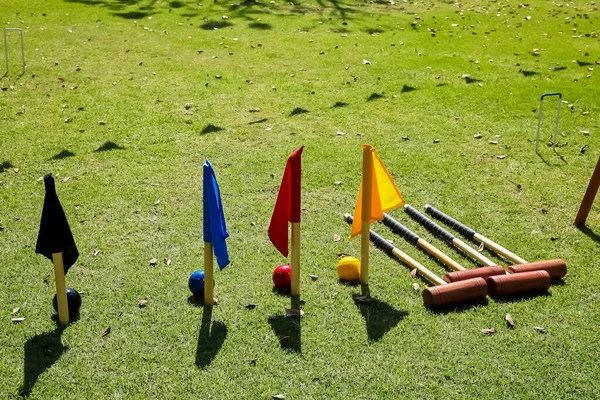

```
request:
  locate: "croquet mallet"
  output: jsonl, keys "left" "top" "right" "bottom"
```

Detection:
{"left": 424, "top": 204, "right": 566, "bottom": 279}
{"left": 345, "top": 214, "right": 487, "bottom": 307}
{"left": 403, "top": 205, "right": 551, "bottom": 297}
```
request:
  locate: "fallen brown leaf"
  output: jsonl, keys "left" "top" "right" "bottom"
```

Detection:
{"left": 477, "top": 242, "right": 485, "bottom": 252}
{"left": 149, "top": 258, "right": 158, "bottom": 266}
{"left": 410, "top": 268, "right": 418, "bottom": 278}
{"left": 534, "top": 326, "right": 546, "bottom": 333}
{"left": 137, "top": 300, "right": 148, "bottom": 308}
{"left": 12, "top": 317, "right": 26, "bottom": 323}
{"left": 505, "top": 313, "right": 515, "bottom": 328}
{"left": 166, "top": 259, "right": 172, "bottom": 266}
{"left": 333, "top": 234, "right": 341, "bottom": 242}
{"left": 101, "top": 327, "right": 111, "bottom": 337}
{"left": 482, "top": 327, "right": 496, "bottom": 335}
{"left": 273, "top": 394, "right": 286, "bottom": 400}
{"left": 309, "top": 274, "right": 318, "bottom": 281}
{"left": 12, "top": 307, "right": 20, "bottom": 314}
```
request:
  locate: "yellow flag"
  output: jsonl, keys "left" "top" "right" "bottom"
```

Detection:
{"left": 350, "top": 145, "right": 404, "bottom": 238}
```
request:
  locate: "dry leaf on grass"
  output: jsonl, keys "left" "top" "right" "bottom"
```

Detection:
{"left": 505, "top": 313, "right": 515, "bottom": 328}
{"left": 477, "top": 242, "right": 485, "bottom": 252}
{"left": 309, "top": 274, "right": 318, "bottom": 281}
{"left": 101, "top": 327, "right": 111, "bottom": 337}
{"left": 534, "top": 326, "right": 546, "bottom": 333}
{"left": 273, "top": 394, "right": 286, "bottom": 399}
{"left": 12, "top": 317, "right": 26, "bottom": 323}
{"left": 333, "top": 234, "right": 341, "bottom": 242}
{"left": 149, "top": 258, "right": 158, "bottom": 266}
{"left": 12, "top": 307, "right": 20, "bottom": 314}
{"left": 410, "top": 268, "right": 418, "bottom": 278}
{"left": 482, "top": 328, "right": 496, "bottom": 335}
{"left": 137, "top": 300, "right": 148, "bottom": 308}
{"left": 93, "top": 249, "right": 101, "bottom": 257}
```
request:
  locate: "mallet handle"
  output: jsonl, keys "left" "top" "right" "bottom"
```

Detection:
{"left": 345, "top": 214, "right": 446, "bottom": 286}
{"left": 405, "top": 205, "right": 496, "bottom": 266}
{"left": 425, "top": 205, "right": 527, "bottom": 265}
{"left": 383, "top": 213, "right": 465, "bottom": 271}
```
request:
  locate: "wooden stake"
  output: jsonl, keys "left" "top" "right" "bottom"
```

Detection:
{"left": 575, "top": 156, "right": 600, "bottom": 226}
{"left": 360, "top": 146, "right": 373, "bottom": 297}
{"left": 204, "top": 242, "right": 214, "bottom": 306}
{"left": 52, "top": 252, "right": 69, "bottom": 325}
{"left": 290, "top": 221, "right": 301, "bottom": 300}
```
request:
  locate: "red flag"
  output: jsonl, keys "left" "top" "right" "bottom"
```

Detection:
{"left": 268, "top": 146, "right": 304, "bottom": 257}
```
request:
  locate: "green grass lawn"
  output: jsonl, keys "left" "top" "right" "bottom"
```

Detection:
{"left": 1, "top": 0, "right": 599, "bottom": 398}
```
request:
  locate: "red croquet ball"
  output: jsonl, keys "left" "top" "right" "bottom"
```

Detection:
{"left": 272, "top": 264, "right": 292, "bottom": 290}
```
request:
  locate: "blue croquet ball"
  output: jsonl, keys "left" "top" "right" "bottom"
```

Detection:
{"left": 52, "top": 288, "right": 82, "bottom": 316}
{"left": 188, "top": 270, "right": 205, "bottom": 296}
{"left": 273, "top": 264, "right": 292, "bottom": 290}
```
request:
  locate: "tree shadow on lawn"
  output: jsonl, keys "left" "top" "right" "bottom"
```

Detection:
{"left": 353, "top": 296, "right": 407, "bottom": 343}
{"left": 195, "top": 304, "right": 228, "bottom": 369}
{"left": 94, "top": 141, "right": 125, "bottom": 152}
{"left": 65, "top": 0, "right": 363, "bottom": 24}
{"left": 19, "top": 324, "right": 68, "bottom": 398}
{"left": 50, "top": 150, "right": 76, "bottom": 160}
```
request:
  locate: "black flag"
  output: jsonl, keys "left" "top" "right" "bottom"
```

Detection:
{"left": 35, "top": 174, "right": 79, "bottom": 273}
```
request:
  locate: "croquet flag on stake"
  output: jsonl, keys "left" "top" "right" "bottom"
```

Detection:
{"left": 350, "top": 145, "right": 404, "bottom": 238}
{"left": 36, "top": 173, "right": 78, "bottom": 325}
{"left": 268, "top": 146, "right": 304, "bottom": 258}
{"left": 203, "top": 159, "right": 230, "bottom": 306}
{"left": 203, "top": 159, "right": 230, "bottom": 270}
{"left": 351, "top": 145, "right": 404, "bottom": 297}
{"left": 269, "top": 146, "right": 304, "bottom": 304}
{"left": 36, "top": 174, "right": 79, "bottom": 272}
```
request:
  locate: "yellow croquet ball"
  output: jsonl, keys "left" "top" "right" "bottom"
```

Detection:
{"left": 337, "top": 256, "right": 361, "bottom": 281}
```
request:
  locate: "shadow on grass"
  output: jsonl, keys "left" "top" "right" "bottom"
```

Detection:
{"left": 268, "top": 314, "right": 301, "bottom": 353}
{"left": 536, "top": 151, "right": 567, "bottom": 165}
{"left": 94, "top": 141, "right": 125, "bottom": 152}
{"left": 201, "top": 124, "right": 225, "bottom": 135}
{"left": 353, "top": 295, "right": 407, "bottom": 343}
{"left": 519, "top": 69, "right": 538, "bottom": 77}
{"left": 201, "top": 21, "right": 234, "bottom": 30}
{"left": 576, "top": 225, "right": 600, "bottom": 244}
{"left": 428, "top": 296, "right": 489, "bottom": 315}
{"left": 1, "top": 161, "right": 14, "bottom": 172}
{"left": 50, "top": 150, "right": 76, "bottom": 160}
{"left": 249, "top": 118, "right": 268, "bottom": 125}
{"left": 19, "top": 325, "right": 67, "bottom": 398}
{"left": 196, "top": 305, "right": 227, "bottom": 369}
{"left": 248, "top": 22, "right": 272, "bottom": 30}
{"left": 576, "top": 60, "right": 593, "bottom": 67}
{"left": 290, "top": 107, "right": 309, "bottom": 116}
{"left": 464, "top": 76, "right": 483, "bottom": 84}
{"left": 367, "top": 92, "right": 385, "bottom": 101}
{"left": 489, "top": 290, "right": 552, "bottom": 305}
{"left": 332, "top": 101, "right": 348, "bottom": 108}
{"left": 271, "top": 286, "right": 291, "bottom": 297}
{"left": 401, "top": 85, "right": 417, "bottom": 93}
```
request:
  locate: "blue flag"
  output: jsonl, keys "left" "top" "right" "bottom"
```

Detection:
{"left": 203, "top": 160, "right": 230, "bottom": 270}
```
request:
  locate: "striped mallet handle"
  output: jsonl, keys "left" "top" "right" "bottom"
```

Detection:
{"left": 344, "top": 214, "right": 446, "bottom": 286}
{"left": 404, "top": 205, "right": 496, "bottom": 267}
{"left": 382, "top": 213, "right": 465, "bottom": 272}
{"left": 424, "top": 204, "right": 527, "bottom": 265}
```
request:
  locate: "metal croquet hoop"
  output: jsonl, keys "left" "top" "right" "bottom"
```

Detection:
{"left": 3, "top": 28, "right": 26, "bottom": 77}
{"left": 535, "top": 92, "right": 562, "bottom": 155}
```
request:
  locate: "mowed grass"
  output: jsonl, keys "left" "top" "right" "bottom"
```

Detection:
{"left": 1, "top": 0, "right": 599, "bottom": 398}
